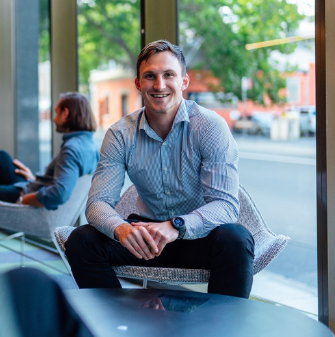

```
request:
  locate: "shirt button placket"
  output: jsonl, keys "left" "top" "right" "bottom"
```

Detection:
{"left": 161, "top": 141, "right": 169, "bottom": 209}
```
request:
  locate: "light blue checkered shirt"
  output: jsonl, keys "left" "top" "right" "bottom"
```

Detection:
{"left": 86, "top": 99, "right": 239, "bottom": 240}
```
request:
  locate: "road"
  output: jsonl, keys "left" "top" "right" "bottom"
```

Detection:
{"left": 235, "top": 134, "right": 317, "bottom": 288}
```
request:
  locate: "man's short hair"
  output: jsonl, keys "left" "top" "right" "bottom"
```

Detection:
{"left": 136, "top": 40, "right": 187, "bottom": 79}
{"left": 58, "top": 92, "right": 97, "bottom": 132}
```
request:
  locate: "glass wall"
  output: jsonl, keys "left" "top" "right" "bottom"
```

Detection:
{"left": 77, "top": 0, "right": 141, "bottom": 146}
{"left": 179, "top": 0, "right": 316, "bottom": 314}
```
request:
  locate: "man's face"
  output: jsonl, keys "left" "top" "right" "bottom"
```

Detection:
{"left": 53, "top": 100, "right": 69, "bottom": 133}
{"left": 135, "top": 51, "right": 189, "bottom": 119}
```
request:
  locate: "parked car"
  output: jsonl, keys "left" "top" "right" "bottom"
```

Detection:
{"left": 251, "top": 113, "right": 274, "bottom": 137}
{"left": 285, "top": 106, "right": 316, "bottom": 136}
{"left": 232, "top": 113, "right": 274, "bottom": 137}
{"left": 299, "top": 106, "right": 316, "bottom": 135}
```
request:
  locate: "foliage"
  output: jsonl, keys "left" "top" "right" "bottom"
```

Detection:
{"left": 77, "top": 0, "right": 141, "bottom": 85}
{"left": 39, "top": 0, "right": 50, "bottom": 62}
{"left": 76, "top": 0, "right": 304, "bottom": 105}
{"left": 179, "top": 0, "right": 304, "bottom": 104}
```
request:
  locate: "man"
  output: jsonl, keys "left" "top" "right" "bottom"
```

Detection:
{"left": 66, "top": 40, "right": 254, "bottom": 298}
{"left": 0, "top": 92, "right": 100, "bottom": 210}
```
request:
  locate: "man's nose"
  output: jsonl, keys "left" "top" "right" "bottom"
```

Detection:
{"left": 153, "top": 76, "right": 166, "bottom": 90}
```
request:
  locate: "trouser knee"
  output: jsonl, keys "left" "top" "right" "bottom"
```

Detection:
{"left": 211, "top": 224, "right": 255, "bottom": 259}
{"left": 65, "top": 225, "right": 103, "bottom": 259}
{"left": 0, "top": 150, "right": 12, "bottom": 162}
{"left": 0, "top": 150, "right": 14, "bottom": 174}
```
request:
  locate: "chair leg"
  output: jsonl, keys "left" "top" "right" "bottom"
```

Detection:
{"left": 52, "top": 237, "right": 79, "bottom": 289}
{"left": 0, "top": 231, "right": 25, "bottom": 267}
{"left": 20, "top": 233, "right": 25, "bottom": 267}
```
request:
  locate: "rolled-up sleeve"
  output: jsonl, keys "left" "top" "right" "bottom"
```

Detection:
{"left": 35, "top": 149, "right": 79, "bottom": 210}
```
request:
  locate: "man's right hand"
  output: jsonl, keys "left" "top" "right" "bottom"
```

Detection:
{"left": 12, "top": 159, "right": 35, "bottom": 181}
{"left": 114, "top": 223, "right": 159, "bottom": 260}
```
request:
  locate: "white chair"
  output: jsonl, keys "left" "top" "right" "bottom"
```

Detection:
{"left": 54, "top": 184, "right": 290, "bottom": 288}
{"left": 0, "top": 175, "right": 93, "bottom": 266}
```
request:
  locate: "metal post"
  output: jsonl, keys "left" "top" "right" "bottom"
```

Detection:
{"left": 143, "top": 278, "right": 148, "bottom": 289}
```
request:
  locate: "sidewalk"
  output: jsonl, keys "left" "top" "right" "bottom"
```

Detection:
{"left": 182, "top": 270, "right": 318, "bottom": 317}
{"left": 234, "top": 134, "right": 316, "bottom": 158}
{"left": 252, "top": 270, "right": 318, "bottom": 315}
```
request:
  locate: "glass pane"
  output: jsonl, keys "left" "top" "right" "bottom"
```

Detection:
{"left": 77, "top": 0, "right": 141, "bottom": 151}
{"left": 39, "top": 0, "right": 52, "bottom": 173}
{"left": 179, "top": 0, "right": 316, "bottom": 314}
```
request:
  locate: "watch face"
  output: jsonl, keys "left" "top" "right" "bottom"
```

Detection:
{"left": 174, "top": 217, "right": 184, "bottom": 227}
{"left": 171, "top": 217, "right": 186, "bottom": 239}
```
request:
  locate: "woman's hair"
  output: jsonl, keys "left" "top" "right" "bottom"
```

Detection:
{"left": 136, "top": 40, "right": 187, "bottom": 79}
{"left": 58, "top": 92, "right": 97, "bottom": 132}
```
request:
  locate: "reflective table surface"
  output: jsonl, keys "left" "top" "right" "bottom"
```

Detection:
{"left": 65, "top": 288, "right": 333, "bottom": 337}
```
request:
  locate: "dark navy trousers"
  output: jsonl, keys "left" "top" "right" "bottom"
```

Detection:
{"left": 65, "top": 217, "right": 255, "bottom": 299}
{"left": 0, "top": 150, "right": 25, "bottom": 202}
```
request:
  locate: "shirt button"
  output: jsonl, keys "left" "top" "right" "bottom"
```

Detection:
{"left": 171, "top": 211, "right": 174, "bottom": 216}
{"left": 164, "top": 167, "right": 167, "bottom": 171}
{"left": 162, "top": 142, "right": 166, "bottom": 146}
{"left": 166, "top": 191, "right": 170, "bottom": 195}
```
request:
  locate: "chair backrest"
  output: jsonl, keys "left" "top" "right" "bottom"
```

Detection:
{"left": 0, "top": 174, "right": 93, "bottom": 240}
{"left": 237, "top": 185, "right": 290, "bottom": 274}
{"left": 54, "top": 183, "right": 290, "bottom": 285}
{"left": 115, "top": 184, "right": 139, "bottom": 218}
{"left": 115, "top": 184, "right": 290, "bottom": 274}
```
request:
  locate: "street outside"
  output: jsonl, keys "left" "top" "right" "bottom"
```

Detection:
{"left": 234, "top": 133, "right": 317, "bottom": 313}
{"left": 236, "top": 134, "right": 317, "bottom": 285}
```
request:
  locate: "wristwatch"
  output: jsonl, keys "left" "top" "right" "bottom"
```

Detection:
{"left": 170, "top": 217, "right": 186, "bottom": 239}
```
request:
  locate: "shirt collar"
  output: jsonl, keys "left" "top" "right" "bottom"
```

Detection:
{"left": 174, "top": 99, "right": 190, "bottom": 125}
{"left": 62, "top": 131, "right": 93, "bottom": 141}
{"left": 139, "top": 98, "right": 189, "bottom": 132}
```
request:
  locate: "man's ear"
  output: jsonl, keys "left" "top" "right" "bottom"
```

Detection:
{"left": 62, "top": 107, "right": 70, "bottom": 120}
{"left": 135, "top": 77, "right": 141, "bottom": 92}
{"left": 181, "top": 73, "right": 190, "bottom": 91}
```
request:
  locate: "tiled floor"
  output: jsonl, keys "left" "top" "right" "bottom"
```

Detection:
{"left": 0, "top": 231, "right": 141, "bottom": 290}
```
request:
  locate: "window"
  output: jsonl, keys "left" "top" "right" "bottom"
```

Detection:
{"left": 179, "top": 0, "right": 316, "bottom": 314}
{"left": 77, "top": 0, "right": 141, "bottom": 142}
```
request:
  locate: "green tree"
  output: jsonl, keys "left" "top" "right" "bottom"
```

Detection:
{"left": 179, "top": 0, "right": 304, "bottom": 104}
{"left": 39, "top": 0, "right": 50, "bottom": 62}
{"left": 77, "top": 0, "right": 141, "bottom": 86}
{"left": 77, "top": 0, "right": 304, "bottom": 105}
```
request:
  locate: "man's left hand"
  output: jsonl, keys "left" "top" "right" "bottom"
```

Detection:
{"left": 131, "top": 220, "right": 178, "bottom": 256}
{"left": 20, "top": 193, "right": 44, "bottom": 207}
{"left": 12, "top": 159, "right": 35, "bottom": 181}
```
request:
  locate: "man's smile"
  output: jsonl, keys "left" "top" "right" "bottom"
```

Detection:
{"left": 150, "top": 94, "right": 170, "bottom": 98}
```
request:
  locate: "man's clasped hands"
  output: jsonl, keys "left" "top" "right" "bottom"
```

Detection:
{"left": 114, "top": 220, "right": 179, "bottom": 260}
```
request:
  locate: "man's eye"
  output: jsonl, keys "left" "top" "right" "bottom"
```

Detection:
{"left": 144, "top": 74, "right": 154, "bottom": 79}
{"left": 165, "top": 73, "right": 173, "bottom": 77}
